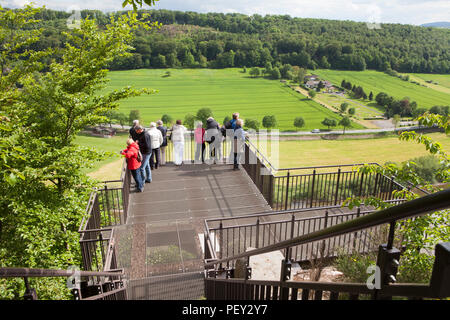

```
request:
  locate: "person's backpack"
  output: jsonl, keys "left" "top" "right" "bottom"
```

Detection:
{"left": 137, "top": 150, "right": 143, "bottom": 162}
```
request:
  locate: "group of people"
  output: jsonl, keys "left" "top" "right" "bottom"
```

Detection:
{"left": 121, "top": 120, "right": 168, "bottom": 192}
{"left": 121, "top": 113, "right": 247, "bottom": 193}
{"left": 194, "top": 113, "right": 246, "bottom": 168}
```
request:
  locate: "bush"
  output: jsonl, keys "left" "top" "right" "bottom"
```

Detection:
{"left": 262, "top": 115, "right": 277, "bottom": 129}
{"left": 161, "top": 114, "right": 173, "bottom": 126}
{"left": 245, "top": 118, "right": 260, "bottom": 131}
{"left": 408, "top": 155, "right": 444, "bottom": 184}
{"left": 293, "top": 117, "right": 305, "bottom": 129}
{"left": 334, "top": 251, "right": 377, "bottom": 283}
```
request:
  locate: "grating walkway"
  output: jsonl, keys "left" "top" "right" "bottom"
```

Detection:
{"left": 115, "top": 163, "right": 272, "bottom": 299}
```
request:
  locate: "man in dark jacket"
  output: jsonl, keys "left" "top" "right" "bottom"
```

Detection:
{"left": 156, "top": 120, "right": 168, "bottom": 166}
{"left": 135, "top": 125, "right": 152, "bottom": 183}
{"left": 129, "top": 120, "right": 140, "bottom": 141}
{"left": 205, "top": 117, "right": 221, "bottom": 164}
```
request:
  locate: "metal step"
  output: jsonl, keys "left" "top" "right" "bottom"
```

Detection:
{"left": 127, "top": 271, "right": 205, "bottom": 300}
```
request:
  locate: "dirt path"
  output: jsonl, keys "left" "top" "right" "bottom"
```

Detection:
{"left": 292, "top": 86, "right": 379, "bottom": 129}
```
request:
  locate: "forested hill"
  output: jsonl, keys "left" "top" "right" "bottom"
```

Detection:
{"left": 31, "top": 8, "right": 450, "bottom": 73}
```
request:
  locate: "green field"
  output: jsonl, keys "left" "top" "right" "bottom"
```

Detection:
{"left": 314, "top": 69, "right": 450, "bottom": 109}
{"left": 105, "top": 68, "right": 364, "bottom": 131}
{"left": 409, "top": 73, "right": 450, "bottom": 94}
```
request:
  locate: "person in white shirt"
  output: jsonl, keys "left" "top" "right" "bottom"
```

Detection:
{"left": 148, "top": 122, "right": 164, "bottom": 169}
{"left": 171, "top": 119, "right": 187, "bottom": 166}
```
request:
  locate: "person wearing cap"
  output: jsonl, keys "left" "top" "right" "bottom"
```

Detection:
{"left": 149, "top": 122, "right": 164, "bottom": 170}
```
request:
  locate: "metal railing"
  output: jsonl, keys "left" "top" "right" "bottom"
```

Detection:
{"left": 79, "top": 159, "right": 131, "bottom": 272}
{"left": 204, "top": 188, "right": 450, "bottom": 300}
{"left": 204, "top": 200, "right": 406, "bottom": 267}
{"left": 242, "top": 138, "right": 406, "bottom": 210}
{"left": 0, "top": 266, "right": 126, "bottom": 300}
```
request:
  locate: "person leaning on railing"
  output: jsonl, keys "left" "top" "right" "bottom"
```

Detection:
{"left": 149, "top": 122, "right": 164, "bottom": 170}
{"left": 233, "top": 119, "right": 246, "bottom": 170}
{"left": 156, "top": 120, "right": 168, "bottom": 166}
{"left": 170, "top": 119, "right": 187, "bottom": 166}
{"left": 120, "top": 138, "right": 144, "bottom": 192}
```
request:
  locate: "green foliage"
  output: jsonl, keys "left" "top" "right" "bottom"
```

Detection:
{"left": 196, "top": 107, "right": 214, "bottom": 126}
{"left": 345, "top": 114, "right": 450, "bottom": 285}
{"left": 308, "top": 89, "right": 316, "bottom": 99}
{"left": 262, "top": 115, "right": 277, "bottom": 129}
{"left": 348, "top": 107, "right": 356, "bottom": 116}
{"left": 249, "top": 67, "right": 260, "bottom": 78}
{"left": 0, "top": 7, "right": 157, "bottom": 299}
{"left": 184, "top": 114, "right": 196, "bottom": 129}
{"left": 129, "top": 110, "right": 141, "bottom": 125}
{"left": 244, "top": 118, "right": 260, "bottom": 131}
{"left": 293, "top": 117, "right": 305, "bottom": 129}
{"left": 321, "top": 117, "right": 337, "bottom": 130}
{"left": 340, "top": 103, "right": 349, "bottom": 113}
{"left": 339, "top": 116, "right": 352, "bottom": 133}
{"left": 335, "top": 251, "right": 377, "bottom": 283}
{"left": 161, "top": 114, "right": 174, "bottom": 126}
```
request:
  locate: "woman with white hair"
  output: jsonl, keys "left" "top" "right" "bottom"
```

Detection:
{"left": 233, "top": 119, "right": 246, "bottom": 170}
{"left": 171, "top": 119, "right": 187, "bottom": 166}
{"left": 148, "top": 122, "right": 163, "bottom": 169}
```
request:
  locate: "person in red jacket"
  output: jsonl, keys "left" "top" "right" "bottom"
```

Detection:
{"left": 121, "top": 138, "right": 144, "bottom": 192}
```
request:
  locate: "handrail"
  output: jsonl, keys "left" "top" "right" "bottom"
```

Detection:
{"left": 205, "top": 188, "right": 450, "bottom": 267}
{"left": 0, "top": 268, "right": 124, "bottom": 278}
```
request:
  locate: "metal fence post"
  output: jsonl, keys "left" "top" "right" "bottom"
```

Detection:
{"left": 310, "top": 169, "right": 316, "bottom": 208}
{"left": 334, "top": 168, "right": 341, "bottom": 205}
{"left": 255, "top": 218, "right": 260, "bottom": 249}
{"left": 284, "top": 171, "right": 290, "bottom": 210}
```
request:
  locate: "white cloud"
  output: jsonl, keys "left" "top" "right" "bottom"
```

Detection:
{"left": 0, "top": 0, "right": 448, "bottom": 25}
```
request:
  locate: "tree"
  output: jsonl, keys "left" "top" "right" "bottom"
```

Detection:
{"left": 293, "top": 117, "right": 305, "bottom": 129}
{"left": 184, "top": 114, "right": 196, "bottom": 129}
{"left": 392, "top": 114, "right": 401, "bottom": 130}
{"left": 196, "top": 107, "right": 214, "bottom": 126}
{"left": 0, "top": 8, "right": 156, "bottom": 299}
{"left": 161, "top": 114, "right": 173, "bottom": 126}
{"left": 308, "top": 89, "right": 316, "bottom": 99}
{"left": 369, "top": 91, "right": 374, "bottom": 101}
{"left": 339, "top": 116, "right": 352, "bottom": 134}
{"left": 271, "top": 67, "right": 281, "bottom": 80}
{"left": 249, "top": 67, "right": 260, "bottom": 78}
{"left": 340, "top": 103, "right": 349, "bottom": 113}
{"left": 223, "top": 116, "right": 231, "bottom": 126}
{"left": 348, "top": 108, "right": 356, "bottom": 116}
{"left": 129, "top": 110, "right": 141, "bottom": 125}
{"left": 321, "top": 118, "right": 337, "bottom": 130}
{"left": 262, "top": 115, "right": 277, "bottom": 129}
{"left": 298, "top": 68, "right": 307, "bottom": 84}
{"left": 245, "top": 118, "right": 260, "bottom": 131}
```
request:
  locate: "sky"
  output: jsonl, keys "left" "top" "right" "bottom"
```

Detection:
{"left": 1, "top": 0, "right": 449, "bottom": 26}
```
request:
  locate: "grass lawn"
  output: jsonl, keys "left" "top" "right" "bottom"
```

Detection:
{"left": 314, "top": 69, "right": 450, "bottom": 109}
{"left": 105, "top": 68, "right": 364, "bottom": 131}
{"left": 75, "top": 132, "right": 129, "bottom": 181}
{"left": 408, "top": 73, "right": 450, "bottom": 95}
{"left": 317, "top": 93, "right": 383, "bottom": 119}
{"left": 272, "top": 133, "right": 450, "bottom": 170}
